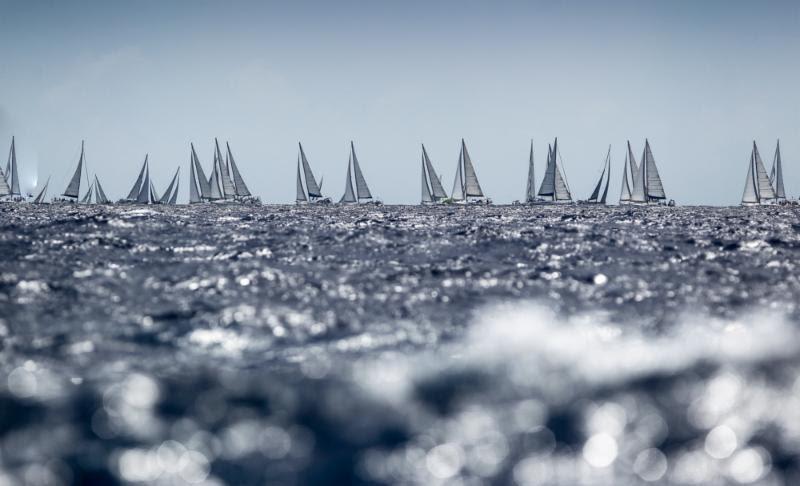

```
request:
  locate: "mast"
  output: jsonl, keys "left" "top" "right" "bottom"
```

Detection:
{"left": 350, "top": 142, "right": 372, "bottom": 200}
{"left": 63, "top": 141, "right": 85, "bottom": 199}
{"left": 126, "top": 155, "right": 149, "bottom": 200}
{"left": 526, "top": 141, "right": 536, "bottom": 202}
{"left": 227, "top": 142, "right": 251, "bottom": 197}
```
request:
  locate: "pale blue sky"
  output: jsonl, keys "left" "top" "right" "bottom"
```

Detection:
{"left": 1, "top": 0, "right": 798, "bottom": 204}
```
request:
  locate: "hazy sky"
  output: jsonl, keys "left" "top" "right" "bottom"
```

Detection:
{"left": 1, "top": 0, "right": 798, "bottom": 204}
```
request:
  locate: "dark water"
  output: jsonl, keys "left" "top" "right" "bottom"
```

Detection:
{"left": 1, "top": 204, "right": 799, "bottom": 485}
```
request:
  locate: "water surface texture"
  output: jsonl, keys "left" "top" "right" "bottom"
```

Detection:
{"left": 1, "top": 205, "right": 799, "bottom": 485}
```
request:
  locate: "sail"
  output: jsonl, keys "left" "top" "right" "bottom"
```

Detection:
{"left": 159, "top": 168, "right": 180, "bottom": 204}
{"left": 296, "top": 158, "right": 307, "bottom": 202}
{"left": 81, "top": 182, "right": 94, "bottom": 204}
{"left": 422, "top": 144, "right": 447, "bottom": 200}
{"left": 630, "top": 146, "right": 647, "bottom": 203}
{"left": 168, "top": 178, "right": 179, "bottom": 205}
{"left": 588, "top": 150, "right": 608, "bottom": 202}
{"left": 538, "top": 144, "right": 556, "bottom": 197}
{"left": 136, "top": 162, "right": 151, "bottom": 204}
{"left": 340, "top": 155, "right": 357, "bottom": 203}
{"left": 526, "top": 141, "right": 536, "bottom": 202}
{"left": 299, "top": 143, "right": 321, "bottom": 198}
{"left": 126, "top": 155, "right": 148, "bottom": 200}
{"left": 627, "top": 141, "right": 639, "bottom": 181}
{"left": 95, "top": 176, "right": 109, "bottom": 204}
{"left": 600, "top": 157, "right": 611, "bottom": 204}
{"left": 191, "top": 144, "right": 212, "bottom": 199}
{"left": 9, "top": 137, "right": 20, "bottom": 195}
{"left": 226, "top": 143, "right": 251, "bottom": 197}
{"left": 0, "top": 166, "right": 9, "bottom": 196}
{"left": 753, "top": 142, "right": 775, "bottom": 201}
{"left": 189, "top": 153, "right": 201, "bottom": 203}
{"left": 742, "top": 150, "right": 759, "bottom": 204}
{"left": 349, "top": 142, "right": 372, "bottom": 200}
{"left": 461, "top": 140, "right": 484, "bottom": 197}
{"left": 451, "top": 149, "right": 465, "bottom": 200}
{"left": 63, "top": 141, "right": 85, "bottom": 198}
{"left": 552, "top": 139, "right": 571, "bottom": 201}
{"left": 215, "top": 139, "right": 236, "bottom": 198}
{"left": 208, "top": 150, "right": 223, "bottom": 199}
{"left": 620, "top": 150, "right": 632, "bottom": 202}
{"left": 33, "top": 177, "right": 49, "bottom": 204}
{"left": 772, "top": 140, "right": 785, "bottom": 200}
{"left": 150, "top": 181, "right": 160, "bottom": 203}
{"left": 644, "top": 140, "right": 666, "bottom": 199}
{"left": 421, "top": 157, "right": 433, "bottom": 203}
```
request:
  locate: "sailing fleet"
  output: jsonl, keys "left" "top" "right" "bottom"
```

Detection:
{"left": 0, "top": 136, "right": 793, "bottom": 206}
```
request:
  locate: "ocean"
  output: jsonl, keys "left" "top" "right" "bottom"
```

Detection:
{"left": 1, "top": 204, "right": 798, "bottom": 485}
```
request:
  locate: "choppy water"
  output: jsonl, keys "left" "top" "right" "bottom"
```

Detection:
{"left": 1, "top": 204, "right": 799, "bottom": 485}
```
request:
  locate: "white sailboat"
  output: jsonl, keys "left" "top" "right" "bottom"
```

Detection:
{"left": 421, "top": 144, "right": 448, "bottom": 204}
{"left": 296, "top": 142, "right": 331, "bottom": 204}
{"left": 449, "top": 139, "right": 490, "bottom": 204}
{"left": 339, "top": 142, "right": 376, "bottom": 204}
{"left": 742, "top": 141, "right": 777, "bottom": 206}
{"left": 769, "top": 140, "right": 786, "bottom": 203}
{"left": 629, "top": 139, "right": 668, "bottom": 205}
{"left": 537, "top": 137, "right": 572, "bottom": 203}
{"left": 585, "top": 146, "right": 611, "bottom": 204}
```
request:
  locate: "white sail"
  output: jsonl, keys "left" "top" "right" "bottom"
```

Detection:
{"left": 136, "top": 162, "right": 151, "bottom": 204}
{"left": 208, "top": 150, "right": 223, "bottom": 200}
{"left": 630, "top": 146, "right": 648, "bottom": 203}
{"left": 644, "top": 140, "right": 666, "bottom": 199}
{"left": 538, "top": 144, "right": 556, "bottom": 198}
{"left": 753, "top": 142, "right": 775, "bottom": 201}
{"left": 461, "top": 140, "right": 484, "bottom": 197}
{"left": 95, "top": 176, "right": 109, "bottom": 204}
{"left": 189, "top": 153, "right": 201, "bottom": 204}
{"left": 600, "top": 156, "right": 611, "bottom": 204}
{"left": 191, "top": 144, "right": 212, "bottom": 199}
{"left": 340, "top": 155, "right": 357, "bottom": 203}
{"left": 215, "top": 139, "right": 236, "bottom": 198}
{"left": 33, "top": 177, "right": 49, "bottom": 204}
{"left": 350, "top": 142, "right": 372, "bottom": 200}
{"left": 150, "top": 180, "right": 161, "bottom": 203}
{"left": 81, "top": 182, "right": 94, "bottom": 204}
{"left": 742, "top": 150, "right": 759, "bottom": 205}
{"left": 159, "top": 167, "right": 180, "bottom": 204}
{"left": 63, "top": 141, "right": 85, "bottom": 198}
{"left": 526, "top": 141, "right": 536, "bottom": 202}
{"left": 552, "top": 139, "right": 572, "bottom": 201}
{"left": 226, "top": 143, "right": 251, "bottom": 197}
{"left": 168, "top": 178, "right": 179, "bottom": 205}
{"left": 126, "top": 156, "right": 148, "bottom": 200}
{"left": 627, "top": 141, "right": 639, "bottom": 181}
{"left": 771, "top": 140, "right": 785, "bottom": 200}
{"left": 422, "top": 145, "right": 447, "bottom": 200}
{"left": 296, "top": 157, "right": 307, "bottom": 202}
{"left": 620, "top": 149, "right": 632, "bottom": 202}
{"left": 8, "top": 137, "right": 20, "bottom": 195}
{"left": 299, "top": 143, "right": 321, "bottom": 198}
{"left": 451, "top": 149, "right": 465, "bottom": 200}
{"left": 421, "top": 156, "right": 433, "bottom": 203}
{"left": 588, "top": 147, "right": 610, "bottom": 202}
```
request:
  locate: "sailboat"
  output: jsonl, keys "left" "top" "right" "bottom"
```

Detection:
{"left": 448, "top": 139, "right": 490, "bottom": 204}
{"left": 32, "top": 177, "right": 50, "bottom": 204}
{"left": 619, "top": 141, "right": 638, "bottom": 204}
{"left": 188, "top": 143, "right": 211, "bottom": 204}
{"left": 769, "top": 140, "right": 786, "bottom": 203}
{"left": 742, "top": 141, "right": 777, "bottom": 206}
{"left": 1, "top": 136, "right": 23, "bottom": 201}
{"left": 537, "top": 138, "right": 572, "bottom": 203}
{"left": 226, "top": 142, "right": 258, "bottom": 203}
{"left": 421, "top": 144, "right": 448, "bottom": 204}
{"left": 584, "top": 146, "right": 611, "bottom": 204}
{"left": 94, "top": 175, "right": 111, "bottom": 204}
{"left": 156, "top": 167, "right": 180, "bottom": 205}
{"left": 296, "top": 142, "right": 331, "bottom": 204}
{"left": 120, "top": 155, "right": 150, "bottom": 204}
{"left": 56, "top": 141, "right": 87, "bottom": 203}
{"left": 339, "top": 142, "right": 377, "bottom": 204}
{"left": 629, "top": 139, "right": 669, "bottom": 205}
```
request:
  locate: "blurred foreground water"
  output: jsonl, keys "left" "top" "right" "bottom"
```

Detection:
{"left": 1, "top": 204, "right": 799, "bottom": 485}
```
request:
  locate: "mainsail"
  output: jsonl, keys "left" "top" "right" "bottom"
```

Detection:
{"left": 753, "top": 142, "right": 775, "bottom": 201}
{"left": 7, "top": 137, "right": 20, "bottom": 195}
{"left": 189, "top": 152, "right": 201, "bottom": 203}
{"left": 191, "top": 144, "right": 212, "bottom": 199}
{"left": 451, "top": 149, "right": 465, "bottom": 200}
{"left": 340, "top": 154, "right": 357, "bottom": 203}
{"left": 296, "top": 157, "right": 307, "bottom": 202}
{"left": 350, "top": 142, "right": 372, "bottom": 200}
{"left": 208, "top": 149, "right": 223, "bottom": 200}
{"left": 159, "top": 167, "right": 180, "bottom": 204}
{"left": 627, "top": 141, "right": 639, "bottom": 179}
{"left": 461, "top": 140, "right": 484, "bottom": 197}
{"left": 588, "top": 147, "right": 611, "bottom": 203}
{"left": 620, "top": 149, "right": 632, "bottom": 202}
{"left": 215, "top": 139, "right": 236, "bottom": 199}
{"left": 126, "top": 155, "right": 149, "bottom": 200}
{"left": 630, "top": 139, "right": 667, "bottom": 203}
{"left": 770, "top": 140, "right": 785, "bottom": 201}
{"left": 227, "top": 142, "right": 251, "bottom": 197}
{"left": 168, "top": 178, "right": 180, "bottom": 205}
{"left": 80, "top": 182, "right": 94, "bottom": 204}
{"left": 421, "top": 156, "right": 433, "bottom": 203}
{"left": 33, "top": 177, "right": 50, "bottom": 204}
{"left": 742, "top": 149, "right": 759, "bottom": 205}
{"left": 538, "top": 144, "right": 555, "bottom": 198}
{"left": 525, "top": 141, "right": 536, "bottom": 202}
{"left": 136, "top": 160, "right": 151, "bottom": 204}
{"left": 422, "top": 144, "right": 447, "bottom": 200}
{"left": 63, "top": 141, "right": 85, "bottom": 198}
{"left": 95, "top": 176, "right": 110, "bottom": 204}
{"left": 299, "top": 143, "right": 322, "bottom": 198}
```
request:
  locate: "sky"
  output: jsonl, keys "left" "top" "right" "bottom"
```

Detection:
{"left": 0, "top": 0, "right": 798, "bottom": 205}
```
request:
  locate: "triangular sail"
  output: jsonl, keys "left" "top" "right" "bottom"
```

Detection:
{"left": 296, "top": 157, "right": 307, "bottom": 202}
{"left": 422, "top": 144, "right": 447, "bottom": 200}
{"left": 126, "top": 155, "right": 148, "bottom": 200}
{"left": 627, "top": 141, "right": 639, "bottom": 182}
{"left": 753, "top": 142, "right": 775, "bottom": 201}
{"left": 95, "top": 176, "right": 109, "bottom": 204}
{"left": 350, "top": 142, "right": 372, "bottom": 200}
{"left": 208, "top": 150, "right": 223, "bottom": 200}
{"left": 9, "top": 137, "right": 20, "bottom": 195}
{"left": 644, "top": 140, "right": 666, "bottom": 199}
{"left": 227, "top": 143, "right": 251, "bottom": 197}
{"left": 600, "top": 157, "right": 611, "bottom": 204}
{"left": 742, "top": 150, "right": 759, "bottom": 205}
{"left": 588, "top": 149, "right": 609, "bottom": 202}
{"left": 451, "top": 149, "right": 465, "bottom": 200}
{"left": 150, "top": 181, "right": 160, "bottom": 204}
{"left": 421, "top": 156, "right": 433, "bottom": 203}
{"left": 159, "top": 167, "right": 180, "bottom": 204}
{"left": 168, "top": 178, "right": 179, "bottom": 205}
{"left": 0, "top": 166, "right": 10, "bottom": 196}
{"left": 526, "top": 141, "right": 536, "bottom": 202}
{"left": 81, "top": 182, "right": 94, "bottom": 204}
{"left": 461, "top": 140, "right": 484, "bottom": 197}
{"left": 136, "top": 161, "right": 151, "bottom": 204}
{"left": 33, "top": 177, "right": 49, "bottom": 204}
{"left": 631, "top": 146, "right": 648, "bottom": 203}
{"left": 189, "top": 153, "right": 201, "bottom": 204}
{"left": 299, "top": 143, "right": 321, "bottom": 198}
{"left": 771, "top": 140, "right": 785, "bottom": 200}
{"left": 552, "top": 139, "right": 571, "bottom": 201}
{"left": 620, "top": 150, "right": 632, "bottom": 202}
{"left": 340, "top": 155, "right": 357, "bottom": 203}
{"left": 191, "top": 144, "right": 212, "bottom": 199}
{"left": 538, "top": 144, "right": 556, "bottom": 197}
{"left": 215, "top": 139, "right": 236, "bottom": 198}
{"left": 63, "top": 141, "right": 85, "bottom": 198}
